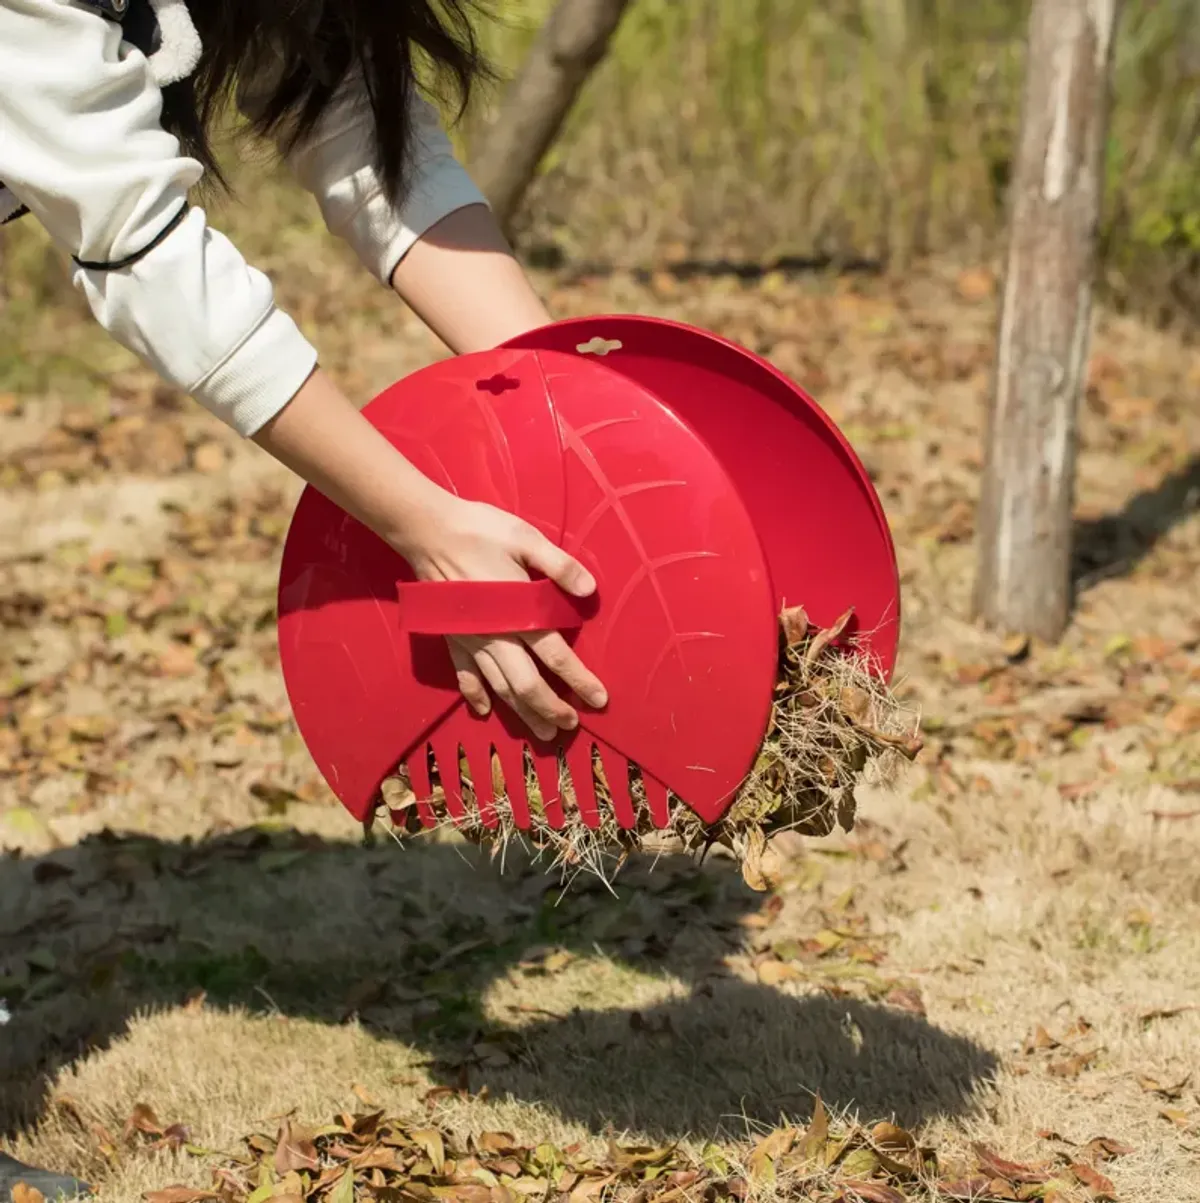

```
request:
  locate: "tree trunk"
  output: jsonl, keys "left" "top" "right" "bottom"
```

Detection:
{"left": 470, "top": 0, "right": 633, "bottom": 233}
{"left": 974, "top": 0, "right": 1121, "bottom": 641}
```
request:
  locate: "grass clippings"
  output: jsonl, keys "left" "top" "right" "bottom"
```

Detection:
{"left": 382, "top": 607, "right": 922, "bottom": 890}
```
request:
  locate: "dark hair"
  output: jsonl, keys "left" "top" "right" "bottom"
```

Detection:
{"left": 157, "top": 0, "right": 494, "bottom": 202}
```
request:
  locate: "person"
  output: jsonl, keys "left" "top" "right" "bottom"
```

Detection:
{"left": 0, "top": 0, "right": 608, "bottom": 1195}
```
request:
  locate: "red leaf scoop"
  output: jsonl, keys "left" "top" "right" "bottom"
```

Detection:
{"left": 277, "top": 317, "right": 901, "bottom": 832}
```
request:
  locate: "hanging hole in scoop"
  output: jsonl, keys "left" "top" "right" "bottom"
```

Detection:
{"left": 576, "top": 336, "right": 623, "bottom": 357}
{"left": 476, "top": 373, "right": 521, "bottom": 396}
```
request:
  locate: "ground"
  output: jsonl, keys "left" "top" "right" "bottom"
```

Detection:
{"left": 2, "top": 227, "right": 1200, "bottom": 1203}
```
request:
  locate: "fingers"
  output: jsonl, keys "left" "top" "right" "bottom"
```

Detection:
{"left": 518, "top": 526, "right": 596, "bottom": 598}
{"left": 523, "top": 630, "right": 608, "bottom": 709}
{"left": 461, "top": 636, "right": 578, "bottom": 742}
{"left": 448, "top": 640, "right": 491, "bottom": 716}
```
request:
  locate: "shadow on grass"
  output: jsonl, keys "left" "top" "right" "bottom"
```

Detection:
{"left": 1073, "top": 454, "right": 1200, "bottom": 590}
{"left": 0, "top": 828, "right": 997, "bottom": 1142}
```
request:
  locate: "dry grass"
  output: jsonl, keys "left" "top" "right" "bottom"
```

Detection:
{"left": 383, "top": 609, "right": 921, "bottom": 892}
{"left": 4, "top": 190, "right": 1200, "bottom": 1201}
{"left": 465, "top": 0, "right": 1200, "bottom": 317}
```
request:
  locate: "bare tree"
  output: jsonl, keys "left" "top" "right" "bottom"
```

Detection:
{"left": 974, "top": 0, "right": 1122, "bottom": 641}
{"left": 470, "top": 0, "right": 633, "bottom": 233}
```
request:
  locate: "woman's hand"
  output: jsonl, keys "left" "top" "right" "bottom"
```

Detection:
{"left": 402, "top": 496, "right": 608, "bottom": 741}
{"left": 252, "top": 371, "right": 606, "bottom": 741}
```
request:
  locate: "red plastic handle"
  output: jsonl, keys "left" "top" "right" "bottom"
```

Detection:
{"left": 395, "top": 578, "right": 592, "bottom": 635}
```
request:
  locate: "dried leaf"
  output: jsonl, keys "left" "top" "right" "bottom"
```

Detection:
{"left": 937, "top": 1178, "right": 994, "bottom": 1201}
{"left": 1069, "top": 1164, "right": 1116, "bottom": 1200}
{"left": 1080, "top": 1137, "right": 1134, "bottom": 1162}
{"left": 568, "top": 1177, "right": 611, "bottom": 1203}
{"left": 475, "top": 1132, "right": 520, "bottom": 1157}
{"left": 125, "top": 1102, "right": 165, "bottom": 1139}
{"left": 412, "top": 1128, "right": 447, "bottom": 1174}
{"left": 870, "top": 1123, "right": 917, "bottom": 1154}
{"left": 837, "top": 1147, "right": 880, "bottom": 1178}
{"left": 747, "top": 1126, "right": 795, "bottom": 1182}
{"left": 795, "top": 1096, "right": 829, "bottom": 1163}
{"left": 1136, "top": 1072, "right": 1190, "bottom": 1099}
{"left": 972, "top": 1144, "right": 1050, "bottom": 1184}
{"left": 780, "top": 605, "right": 809, "bottom": 646}
{"left": 1048, "top": 1051, "right": 1097, "bottom": 1079}
{"left": 433, "top": 1185, "right": 492, "bottom": 1203}
{"left": 803, "top": 608, "right": 855, "bottom": 671}
{"left": 142, "top": 1189, "right": 219, "bottom": 1203}
{"left": 1158, "top": 1107, "right": 1193, "bottom": 1129}
{"left": 1137, "top": 1005, "right": 1196, "bottom": 1024}
{"left": 12, "top": 1186, "right": 47, "bottom": 1203}
{"left": 757, "top": 959, "right": 800, "bottom": 986}
{"left": 274, "top": 1122, "right": 319, "bottom": 1174}
{"left": 884, "top": 986, "right": 926, "bottom": 1015}
{"left": 328, "top": 1167, "right": 356, "bottom": 1203}
{"left": 740, "top": 826, "right": 770, "bottom": 892}
{"left": 837, "top": 1182, "right": 906, "bottom": 1203}
{"left": 1024, "top": 1026, "right": 1059, "bottom": 1053}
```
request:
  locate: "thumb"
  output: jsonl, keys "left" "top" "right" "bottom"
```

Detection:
{"left": 520, "top": 527, "right": 596, "bottom": 598}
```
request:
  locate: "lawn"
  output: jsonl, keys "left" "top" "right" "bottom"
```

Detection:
{"left": 2, "top": 160, "right": 1200, "bottom": 1201}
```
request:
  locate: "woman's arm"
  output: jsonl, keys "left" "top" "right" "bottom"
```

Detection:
{"left": 388, "top": 202, "right": 552, "bottom": 352}
{"left": 254, "top": 75, "right": 553, "bottom": 350}
{"left": 380, "top": 97, "right": 553, "bottom": 349}
{"left": 1, "top": 0, "right": 604, "bottom": 738}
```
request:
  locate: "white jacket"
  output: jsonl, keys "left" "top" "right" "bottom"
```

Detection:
{"left": 0, "top": 0, "right": 488, "bottom": 435}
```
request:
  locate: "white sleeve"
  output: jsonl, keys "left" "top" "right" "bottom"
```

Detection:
{"left": 241, "top": 70, "right": 490, "bottom": 286}
{"left": 0, "top": 0, "right": 318, "bottom": 437}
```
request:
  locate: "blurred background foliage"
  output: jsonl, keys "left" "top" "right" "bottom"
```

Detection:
{"left": 4, "top": 0, "right": 1199, "bottom": 358}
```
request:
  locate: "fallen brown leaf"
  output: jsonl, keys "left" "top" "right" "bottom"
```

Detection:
{"left": 747, "top": 1125, "right": 796, "bottom": 1182}
{"left": 1138, "top": 1005, "right": 1196, "bottom": 1024}
{"left": 1080, "top": 1136, "right": 1134, "bottom": 1163}
{"left": 781, "top": 605, "right": 809, "bottom": 646}
{"left": 12, "top": 1186, "right": 46, "bottom": 1203}
{"left": 835, "top": 1181, "right": 906, "bottom": 1203}
{"left": 937, "top": 1178, "right": 993, "bottom": 1201}
{"left": 971, "top": 1144, "right": 1050, "bottom": 1184}
{"left": 1159, "top": 1106, "right": 1194, "bottom": 1130}
{"left": 274, "top": 1121, "right": 319, "bottom": 1174}
{"left": 475, "top": 1132, "right": 520, "bottom": 1156}
{"left": 757, "top": 959, "right": 801, "bottom": 986}
{"left": 795, "top": 1095, "right": 829, "bottom": 1163}
{"left": 1069, "top": 1163, "right": 1116, "bottom": 1200}
{"left": 1136, "top": 1071, "right": 1190, "bottom": 1099}
{"left": 142, "top": 1189, "right": 219, "bottom": 1203}
{"left": 125, "top": 1102, "right": 164, "bottom": 1139}
{"left": 884, "top": 986, "right": 926, "bottom": 1015}
{"left": 1024, "top": 1025, "right": 1059, "bottom": 1053}
{"left": 1048, "top": 1050, "right": 1098, "bottom": 1079}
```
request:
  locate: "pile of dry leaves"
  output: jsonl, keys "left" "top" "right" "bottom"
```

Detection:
{"left": 105, "top": 1101, "right": 1133, "bottom": 1203}
{"left": 385, "top": 607, "right": 922, "bottom": 890}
